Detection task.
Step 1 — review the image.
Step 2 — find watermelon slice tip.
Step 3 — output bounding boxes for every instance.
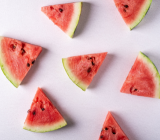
[23,87,67,133]
[98,111,129,140]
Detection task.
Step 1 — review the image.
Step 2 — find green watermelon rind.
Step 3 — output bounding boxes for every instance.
[138,52,160,98]
[23,119,67,133]
[129,0,152,30]
[66,2,82,38]
[0,64,19,88]
[62,58,88,91]
[0,37,20,88]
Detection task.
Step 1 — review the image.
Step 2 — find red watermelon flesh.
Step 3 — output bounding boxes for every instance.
[41,2,82,38]
[62,52,107,91]
[23,88,67,132]
[121,52,160,98]
[0,37,42,88]
[99,112,129,140]
[114,0,152,29]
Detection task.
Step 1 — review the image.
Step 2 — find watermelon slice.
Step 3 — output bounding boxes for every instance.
[41,2,82,38]
[114,0,152,30]
[98,112,129,140]
[121,52,160,98]
[62,52,107,91]
[23,88,67,133]
[0,37,42,88]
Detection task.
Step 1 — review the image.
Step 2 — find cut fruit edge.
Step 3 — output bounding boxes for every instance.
[23,119,67,133]
[129,0,152,30]
[100,111,129,140]
[138,52,160,98]
[23,87,67,133]
[121,52,160,98]
[0,37,42,88]
[0,37,20,87]
[66,2,82,38]
[62,58,87,91]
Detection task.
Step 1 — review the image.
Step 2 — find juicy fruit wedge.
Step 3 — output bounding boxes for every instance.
[62,52,107,91]
[98,112,129,140]
[114,0,152,30]
[0,37,42,88]
[121,52,160,98]
[41,2,82,38]
[23,88,67,133]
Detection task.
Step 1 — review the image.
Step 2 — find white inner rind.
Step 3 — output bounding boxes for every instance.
[65,2,82,38]
[138,52,160,98]
[23,120,67,133]
[0,37,20,88]
[129,0,152,30]
[62,58,88,91]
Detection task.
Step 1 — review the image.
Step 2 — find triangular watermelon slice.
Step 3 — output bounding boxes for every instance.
[23,88,67,133]
[121,52,160,98]
[62,52,107,91]
[0,37,42,88]
[114,0,152,30]
[41,2,82,38]
[98,112,129,140]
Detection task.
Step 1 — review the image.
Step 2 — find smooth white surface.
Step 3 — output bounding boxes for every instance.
[0,0,160,139]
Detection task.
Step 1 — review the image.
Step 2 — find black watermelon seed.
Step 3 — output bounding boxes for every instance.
[27,109,30,113]
[100,135,103,138]
[87,67,92,73]
[134,89,138,91]
[11,44,16,50]
[112,129,116,134]
[13,45,16,49]
[112,131,116,134]
[124,5,128,8]
[27,63,30,67]
[59,8,63,12]
[21,48,26,55]
[32,111,36,115]
[130,87,138,93]
[105,127,108,130]
[42,108,45,111]
[92,61,95,66]
[32,60,35,64]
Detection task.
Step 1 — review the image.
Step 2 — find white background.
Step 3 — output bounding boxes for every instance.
[0,0,160,140]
